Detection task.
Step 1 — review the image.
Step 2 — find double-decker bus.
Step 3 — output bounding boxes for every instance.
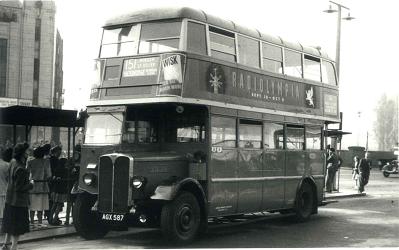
[73,7,340,243]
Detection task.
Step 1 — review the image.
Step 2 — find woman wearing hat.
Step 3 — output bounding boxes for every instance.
[26,146,51,225]
[1,143,33,250]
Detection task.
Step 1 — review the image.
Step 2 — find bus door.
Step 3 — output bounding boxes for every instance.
[262,122,285,210]
[237,120,263,213]
[284,125,306,206]
[209,116,238,216]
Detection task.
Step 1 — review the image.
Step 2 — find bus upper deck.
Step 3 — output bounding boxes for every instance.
[89,7,339,125]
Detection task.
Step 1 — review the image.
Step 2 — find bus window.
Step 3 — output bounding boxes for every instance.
[187,21,207,55]
[122,109,158,144]
[139,21,181,54]
[286,125,305,150]
[304,55,321,82]
[239,120,262,149]
[211,116,236,147]
[262,43,283,74]
[322,60,337,85]
[101,25,140,58]
[305,126,322,150]
[85,113,123,144]
[237,35,260,68]
[209,26,236,62]
[284,49,302,78]
[165,112,205,143]
[264,122,284,149]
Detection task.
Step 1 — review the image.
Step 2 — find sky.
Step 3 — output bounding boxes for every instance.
[52,0,399,150]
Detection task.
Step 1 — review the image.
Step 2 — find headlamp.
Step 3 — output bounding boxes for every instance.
[131,176,146,189]
[83,173,96,186]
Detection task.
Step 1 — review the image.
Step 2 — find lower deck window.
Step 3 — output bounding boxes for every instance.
[211,116,236,147]
[306,126,322,150]
[264,122,284,149]
[286,125,305,150]
[239,120,262,149]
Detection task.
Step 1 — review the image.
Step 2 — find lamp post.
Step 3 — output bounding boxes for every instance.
[324,1,355,81]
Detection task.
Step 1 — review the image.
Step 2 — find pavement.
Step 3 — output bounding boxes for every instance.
[0,167,369,244]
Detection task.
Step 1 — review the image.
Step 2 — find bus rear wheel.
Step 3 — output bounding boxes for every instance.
[73,193,109,240]
[294,182,314,222]
[160,191,201,244]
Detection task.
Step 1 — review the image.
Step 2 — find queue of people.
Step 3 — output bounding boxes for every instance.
[324,145,371,194]
[1,143,80,250]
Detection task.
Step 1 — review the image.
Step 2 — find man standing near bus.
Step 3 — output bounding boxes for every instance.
[325,148,341,193]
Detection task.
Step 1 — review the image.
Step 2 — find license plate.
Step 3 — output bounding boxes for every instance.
[101,213,125,221]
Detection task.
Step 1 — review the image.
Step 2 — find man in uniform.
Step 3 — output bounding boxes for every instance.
[325,148,341,193]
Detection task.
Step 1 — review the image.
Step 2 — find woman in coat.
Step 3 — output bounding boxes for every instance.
[1,143,33,250]
[0,148,13,225]
[26,146,51,224]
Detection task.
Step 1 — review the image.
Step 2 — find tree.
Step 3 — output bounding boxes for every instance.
[373,94,398,151]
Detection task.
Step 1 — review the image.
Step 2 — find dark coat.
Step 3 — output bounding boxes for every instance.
[5,159,33,207]
[53,161,69,194]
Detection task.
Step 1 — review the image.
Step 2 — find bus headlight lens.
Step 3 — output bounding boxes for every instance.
[131,176,146,189]
[83,174,96,186]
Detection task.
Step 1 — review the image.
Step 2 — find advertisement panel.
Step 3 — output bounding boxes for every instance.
[156,54,186,96]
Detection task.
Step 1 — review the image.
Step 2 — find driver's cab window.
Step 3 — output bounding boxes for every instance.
[165,107,206,143]
[122,108,158,143]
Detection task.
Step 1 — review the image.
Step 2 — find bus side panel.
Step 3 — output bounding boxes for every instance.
[262,150,285,210]
[209,149,238,216]
[308,151,325,203]
[284,151,306,207]
[237,149,263,213]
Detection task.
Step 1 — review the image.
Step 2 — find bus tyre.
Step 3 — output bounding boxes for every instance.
[160,191,201,244]
[294,182,314,222]
[73,193,109,240]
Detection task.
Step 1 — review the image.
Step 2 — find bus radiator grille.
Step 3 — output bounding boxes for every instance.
[98,155,130,213]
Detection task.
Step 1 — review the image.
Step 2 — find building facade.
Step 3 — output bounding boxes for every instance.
[0,0,64,146]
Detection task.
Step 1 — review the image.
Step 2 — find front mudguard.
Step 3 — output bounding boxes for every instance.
[382,165,398,174]
[150,178,205,201]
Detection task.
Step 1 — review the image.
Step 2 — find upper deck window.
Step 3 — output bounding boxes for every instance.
[237,35,260,68]
[100,21,182,58]
[284,49,303,78]
[101,25,140,58]
[209,26,236,62]
[139,21,181,54]
[187,21,207,55]
[304,55,321,82]
[322,60,337,85]
[262,43,283,74]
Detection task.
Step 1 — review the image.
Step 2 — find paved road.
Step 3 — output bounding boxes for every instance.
[19,168,399,249]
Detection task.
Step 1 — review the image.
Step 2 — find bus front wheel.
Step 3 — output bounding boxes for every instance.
[294,182,314,222]
[160,191,201,244]
[73,193,109,240]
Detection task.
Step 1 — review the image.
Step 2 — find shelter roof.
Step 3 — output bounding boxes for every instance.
[0,106,84,128]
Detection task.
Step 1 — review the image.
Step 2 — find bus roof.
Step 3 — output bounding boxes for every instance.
[104,7,331,60]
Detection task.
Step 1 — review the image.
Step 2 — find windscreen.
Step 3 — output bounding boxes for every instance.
[85,113,123,144]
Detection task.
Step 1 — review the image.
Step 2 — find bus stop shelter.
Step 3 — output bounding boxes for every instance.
[0,105,85,157]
